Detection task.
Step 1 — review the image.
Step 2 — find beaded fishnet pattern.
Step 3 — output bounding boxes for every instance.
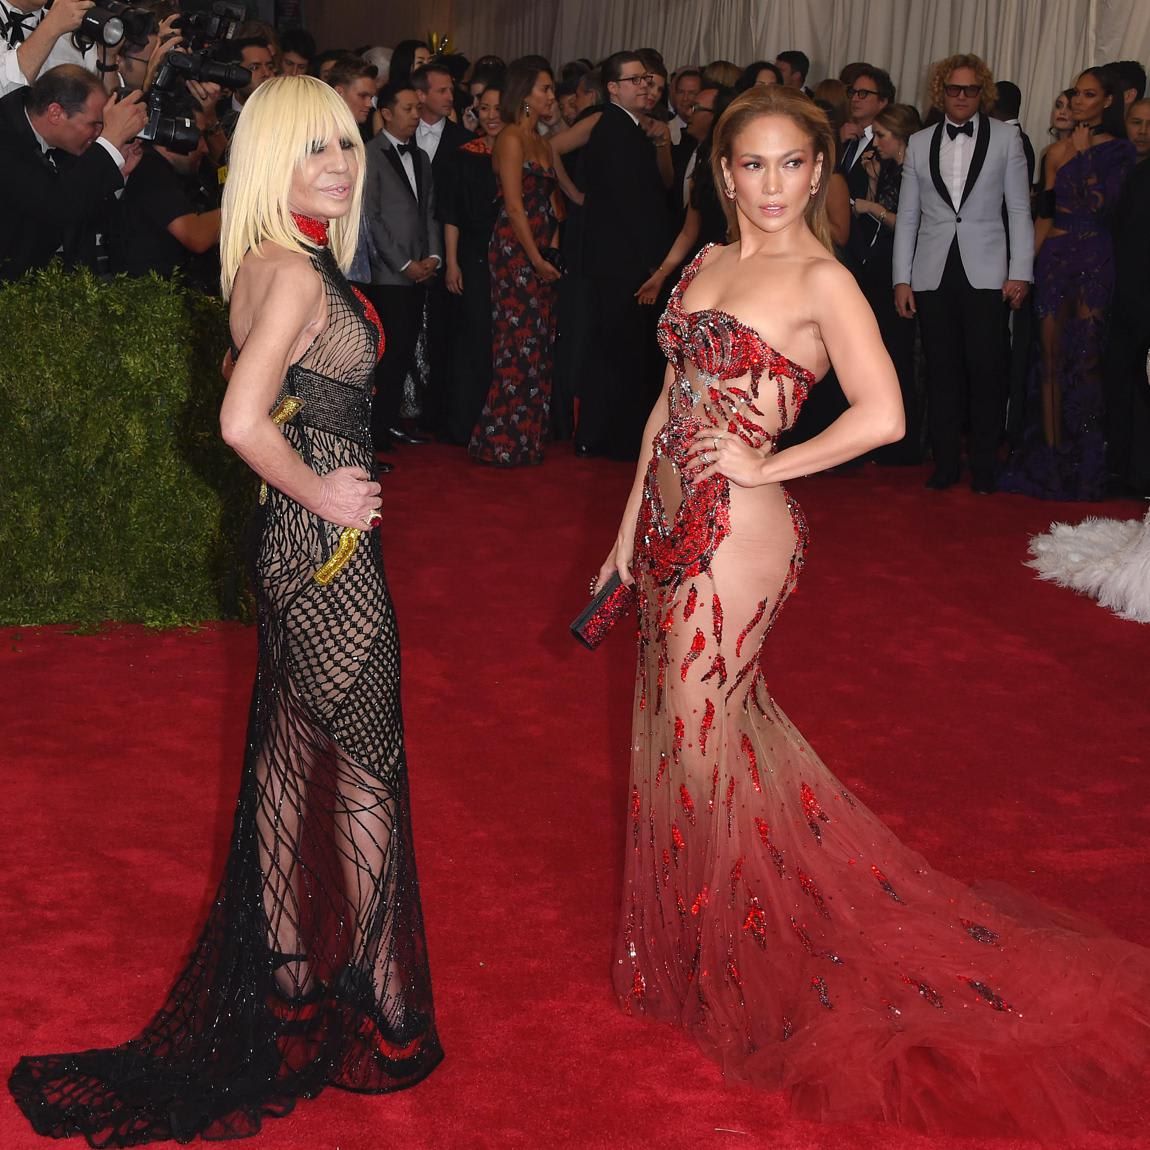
[9,247,442,1146]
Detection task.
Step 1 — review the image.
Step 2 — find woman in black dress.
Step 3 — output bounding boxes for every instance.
[442,83,504,445]
[9,76,442,1146]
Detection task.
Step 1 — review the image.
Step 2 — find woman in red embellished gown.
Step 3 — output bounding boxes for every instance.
[596,85,1150,1139]
[9,77,441,1146]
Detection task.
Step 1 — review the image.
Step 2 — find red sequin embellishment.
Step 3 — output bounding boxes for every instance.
[871,864,905,904]
[291,211,330,246]
[700,653,728,687]
[959,976,1016,1013]
[903,976,945,1009]
[700,699,715,756]
[711,594,723,645]
[754,816,786,876]
[672,716,684,765]
[671,823,685,857]
[679,783,696,825]
[655,751,668,786]
[683,584,698,619]
[741,733,761,792]
[797,868,831,919]
[680,628,706,681]
[801,782,829,843]
[690,885,709,915]
[743,897,769,949]
[961,919,1001,945]
[811,976,833,1010]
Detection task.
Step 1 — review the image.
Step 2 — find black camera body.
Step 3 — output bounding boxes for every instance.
[175,1,246,52]
[136,1,251,156]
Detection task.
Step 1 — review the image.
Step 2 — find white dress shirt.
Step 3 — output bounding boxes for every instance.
[383,128,419,198]
[940,113,979,207]
[415,115,445,163]
[668,114,685,147]
[0,2,95,96]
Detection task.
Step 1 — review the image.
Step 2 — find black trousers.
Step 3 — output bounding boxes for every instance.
[914,239,1008,482]
[580,274,660,460]
[361,283,425,445]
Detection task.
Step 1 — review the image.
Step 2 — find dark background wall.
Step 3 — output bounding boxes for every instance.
[307,0,454,54]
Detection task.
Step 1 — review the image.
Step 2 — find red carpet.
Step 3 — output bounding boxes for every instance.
[2,445,1149,1150]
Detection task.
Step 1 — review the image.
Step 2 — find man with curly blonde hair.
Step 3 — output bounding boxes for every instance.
[893,53,1033,493]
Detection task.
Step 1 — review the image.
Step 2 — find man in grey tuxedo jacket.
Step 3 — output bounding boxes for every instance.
[893,54,1033,493]
[361,81,442,452]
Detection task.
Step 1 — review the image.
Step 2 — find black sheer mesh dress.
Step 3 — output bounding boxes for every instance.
[9,218,443,1145]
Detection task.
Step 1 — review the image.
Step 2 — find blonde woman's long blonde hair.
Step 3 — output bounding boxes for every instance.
[220,75,366,299]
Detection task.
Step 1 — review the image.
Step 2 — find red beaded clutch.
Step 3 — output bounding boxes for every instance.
[570,573,636,650]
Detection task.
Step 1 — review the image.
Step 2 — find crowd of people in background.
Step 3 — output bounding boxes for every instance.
[1,2,1147,497]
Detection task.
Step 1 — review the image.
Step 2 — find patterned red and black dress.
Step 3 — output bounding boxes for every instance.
[614,243,1150,1139]
[469,161,557,466]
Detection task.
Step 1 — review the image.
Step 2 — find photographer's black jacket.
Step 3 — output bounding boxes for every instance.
[0,87,124,282]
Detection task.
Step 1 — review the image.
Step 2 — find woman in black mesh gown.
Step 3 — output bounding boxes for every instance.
[9,76,442,1145]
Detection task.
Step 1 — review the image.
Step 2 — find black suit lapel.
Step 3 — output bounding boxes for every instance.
[413,151,425,202]
[959,115,991,208]
[928,121,954,211]
[383,142,417,201]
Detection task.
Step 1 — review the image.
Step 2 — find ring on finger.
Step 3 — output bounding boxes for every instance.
[713,436,719,451]
[702,450,711,464]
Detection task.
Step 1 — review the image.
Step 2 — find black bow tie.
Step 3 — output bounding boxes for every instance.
[394,142,414,157]
[1,7,38,45]
[946,121,974,140]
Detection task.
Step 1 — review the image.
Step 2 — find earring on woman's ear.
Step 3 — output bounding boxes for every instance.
[724,184,736,199]
[522,102,531,116]
[810,183,820,195]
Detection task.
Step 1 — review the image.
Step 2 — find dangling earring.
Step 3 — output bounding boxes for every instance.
[522,101,531,117]
[724,184,736,199]
[810,181,820,196]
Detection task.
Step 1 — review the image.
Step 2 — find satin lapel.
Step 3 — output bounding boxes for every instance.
[383,143,417,201]
[928,122,954,211]
[959,115,991,208]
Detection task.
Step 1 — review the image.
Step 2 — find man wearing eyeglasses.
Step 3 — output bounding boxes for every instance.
[578,49,671,459]
[839,66,891,175]
[893,54,1033,494]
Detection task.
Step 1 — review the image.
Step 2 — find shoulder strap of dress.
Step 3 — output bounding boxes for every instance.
[670,242,718,307]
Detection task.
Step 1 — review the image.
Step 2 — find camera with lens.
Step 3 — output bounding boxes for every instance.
[72,0,154,48]
[175,0,246,52]
[136,0,251,156]
[138,51,250,153]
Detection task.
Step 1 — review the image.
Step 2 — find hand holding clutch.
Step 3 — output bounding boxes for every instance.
[570,572,636,650]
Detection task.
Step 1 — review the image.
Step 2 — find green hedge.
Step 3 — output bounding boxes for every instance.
[0,266,253,627]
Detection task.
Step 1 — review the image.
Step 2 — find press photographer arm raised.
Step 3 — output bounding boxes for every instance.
[1,0,91,94]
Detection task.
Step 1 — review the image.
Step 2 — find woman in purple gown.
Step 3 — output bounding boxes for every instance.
[1001,68,1136,500]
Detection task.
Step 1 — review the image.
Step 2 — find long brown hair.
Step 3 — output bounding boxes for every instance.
[710,86,836,251]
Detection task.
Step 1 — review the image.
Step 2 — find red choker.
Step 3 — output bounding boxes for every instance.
[291,213,330,247]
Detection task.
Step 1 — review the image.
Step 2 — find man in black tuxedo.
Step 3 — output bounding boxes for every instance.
[579,50,671,459]
[412,60,473,438]
[361,82,442,457]
[840,66,893,269]
[0,64,145,281]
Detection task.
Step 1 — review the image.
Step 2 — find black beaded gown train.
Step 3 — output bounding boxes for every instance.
[9,220,443,1145]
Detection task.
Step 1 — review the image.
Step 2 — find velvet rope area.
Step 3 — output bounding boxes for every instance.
[2,446,1148,1149]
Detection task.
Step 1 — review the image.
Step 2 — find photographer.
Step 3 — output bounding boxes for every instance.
[0,0,96,96]
[116,99,220,289]
[215,34,271,139]
[0,62,146,280]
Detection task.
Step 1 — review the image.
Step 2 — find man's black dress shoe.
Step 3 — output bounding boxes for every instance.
[924,470,958,490]
[386,425,431,446]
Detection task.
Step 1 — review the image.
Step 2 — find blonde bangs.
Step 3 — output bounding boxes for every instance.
[220,76,366,298]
